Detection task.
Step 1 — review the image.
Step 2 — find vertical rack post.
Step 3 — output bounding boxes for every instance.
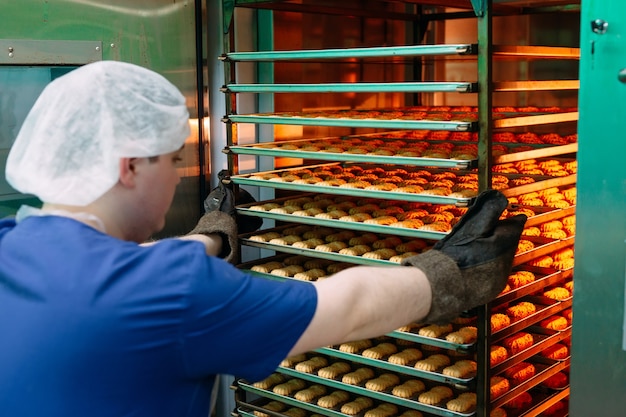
[475,0,493,416]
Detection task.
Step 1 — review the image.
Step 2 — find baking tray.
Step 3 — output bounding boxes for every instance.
[227,137,475,169]
[238,373,476,417]
[495,266,571,305]
[231,175,473,206]
[501,174,577,199]
[491,356,571,410]
[312,347,475,385]
[492,296,573,342]
[493,143,577,165]
[240,225,437,266]
[491,326,571,375]
[237,206,449,241]
[279,367,477,416]
[240,236,394,267]
[236,383,353,417]
[497,388,569,417]
[521,205,575,229]
[512,236,576,267]
[227,114,474,132]
[236,195,571,242]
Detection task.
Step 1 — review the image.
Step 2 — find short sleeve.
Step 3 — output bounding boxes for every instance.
[181,253,317,382]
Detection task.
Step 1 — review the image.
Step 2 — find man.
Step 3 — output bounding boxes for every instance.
[0,60,525,416]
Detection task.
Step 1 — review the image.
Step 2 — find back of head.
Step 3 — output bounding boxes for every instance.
[6,60,190,206]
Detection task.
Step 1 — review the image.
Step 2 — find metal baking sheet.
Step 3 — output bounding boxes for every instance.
[491,326,571,375]
[236,382,349,417]
[227,144,475,169]
[521,205,575,228]
[237,209,448,241]
[313,347,475,385]
[491,357,570,410]
[501,174,577,198]
[493,143,577,165]
[239,223,440,266]
[492,296,573,342]
[223,44,475,61]
[495,266,570,305]
[232,175,473,206]
[513,236,576,267]
[240,238,394,266]
[270,369,476,417]
[227,114,474,132]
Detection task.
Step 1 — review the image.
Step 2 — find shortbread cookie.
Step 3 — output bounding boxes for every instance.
[340,397,374,415]
[446,392,477,412]
[249,232,282,243]
[414,354,451,372]
[315,241,348,252]
[253,373,286,390]
[418,323,453,338]
[364,373,400,392]
[317,390,350,409]
[418,386,454,405]
[293,269,327,281]
[391,379,425,398]
[250,261,284,274]
[252,401,285,417]
[292,238,325,249]
[294,384,327,402]
[362,248,398,260]
[273,379,307,395]
[269,235,302,246]
[270,265,305,277]
[442,360,477,378]
[338,339,372,353]
[387,348,423,365]
[445,326,477,344]
[317,362,351,379]
[364,404,398,417]
[283,408,307,417]
[279,353,307,368]
[372,236,403,249]
[295,356,328,373]
[339,245,372,256]
[362,343,398,359]
[342,367,375,385]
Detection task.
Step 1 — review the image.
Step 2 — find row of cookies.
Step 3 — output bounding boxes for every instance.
[244,163,565,198]
[250,396,424,417]
[247,227,437,262]
[245,224,562,265]
[508,185,576,209]
[251,371,477,414]
[381,128,577,145]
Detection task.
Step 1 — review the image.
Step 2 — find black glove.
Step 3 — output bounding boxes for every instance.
[203,170,264,234]
[402,189,527,324]
[188,170,261,263]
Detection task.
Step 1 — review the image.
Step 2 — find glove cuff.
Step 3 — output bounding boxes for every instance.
[402,250,463,324]
[188,211,239,263]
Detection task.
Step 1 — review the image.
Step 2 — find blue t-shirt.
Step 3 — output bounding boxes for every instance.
[0,215,317,417]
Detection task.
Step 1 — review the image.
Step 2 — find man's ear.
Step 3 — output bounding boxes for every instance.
[118,157,139,187]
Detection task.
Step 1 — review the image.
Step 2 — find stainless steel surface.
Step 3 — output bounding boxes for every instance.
[0,39,102,65]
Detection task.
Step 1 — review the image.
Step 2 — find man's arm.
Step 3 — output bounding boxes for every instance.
[288,265,432,357]
[177,233,223,257]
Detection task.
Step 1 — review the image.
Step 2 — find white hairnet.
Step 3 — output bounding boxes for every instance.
[6,60,190,206]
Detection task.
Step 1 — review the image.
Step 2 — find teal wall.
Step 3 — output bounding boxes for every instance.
[571,0,626,415]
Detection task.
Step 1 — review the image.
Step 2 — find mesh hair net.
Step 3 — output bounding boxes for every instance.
[6,60,190,206]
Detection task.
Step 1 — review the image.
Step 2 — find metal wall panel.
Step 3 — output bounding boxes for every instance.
[0,0,201,236]
[571,1,626,416]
